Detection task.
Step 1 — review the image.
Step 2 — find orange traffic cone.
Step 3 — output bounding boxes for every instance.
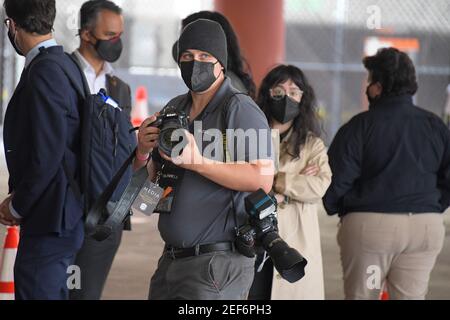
[131,86,149,128]
[0,226,19,300]
[380,281,389,300]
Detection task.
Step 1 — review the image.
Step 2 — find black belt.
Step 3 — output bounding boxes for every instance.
[165,241,235,259]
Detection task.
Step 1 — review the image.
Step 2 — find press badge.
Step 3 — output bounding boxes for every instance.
[131,180,164,216]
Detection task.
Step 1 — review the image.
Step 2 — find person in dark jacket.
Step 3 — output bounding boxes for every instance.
[69,0,144,301]
[0,0,85,300]
[323,47,450,300]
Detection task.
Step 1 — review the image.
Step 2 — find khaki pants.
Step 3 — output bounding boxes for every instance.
[337,212,445,300]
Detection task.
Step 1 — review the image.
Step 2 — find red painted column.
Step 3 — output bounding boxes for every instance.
[215,0,285,88]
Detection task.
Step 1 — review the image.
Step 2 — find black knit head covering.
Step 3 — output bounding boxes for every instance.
[177,18,228,72]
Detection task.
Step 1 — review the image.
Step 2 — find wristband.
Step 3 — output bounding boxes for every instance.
[136,150,150,162]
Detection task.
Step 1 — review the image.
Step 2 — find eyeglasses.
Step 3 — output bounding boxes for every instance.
[270,86,303,102]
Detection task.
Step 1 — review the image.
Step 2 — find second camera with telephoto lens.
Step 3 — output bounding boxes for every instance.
[235,189,308,283]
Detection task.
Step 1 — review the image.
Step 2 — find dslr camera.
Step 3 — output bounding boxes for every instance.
[149,105,189,156]
[235,189,308,283]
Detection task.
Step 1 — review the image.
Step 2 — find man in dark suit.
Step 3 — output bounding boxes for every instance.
[69,0,148,300]
[0,0,85,300]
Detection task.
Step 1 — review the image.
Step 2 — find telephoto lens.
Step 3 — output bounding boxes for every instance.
[260,231,308,283]
[235,189,308,283]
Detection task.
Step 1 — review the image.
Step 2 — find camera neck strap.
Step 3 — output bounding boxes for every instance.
[218,90,249,235]
[85,149,147,240]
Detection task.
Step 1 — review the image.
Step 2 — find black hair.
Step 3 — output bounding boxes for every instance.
[79,0,122,31]
[182,11,256,99]
[257,65,322,158]
[4,0,55,35]
[363,47,418,97]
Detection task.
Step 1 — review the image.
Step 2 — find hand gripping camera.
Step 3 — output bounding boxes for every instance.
[235,189,308,283]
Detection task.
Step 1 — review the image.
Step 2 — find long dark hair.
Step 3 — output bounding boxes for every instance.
[257,65,322,158]
[182,11,256,99]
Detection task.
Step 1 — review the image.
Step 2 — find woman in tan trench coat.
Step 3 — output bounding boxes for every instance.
[248,65,332,300]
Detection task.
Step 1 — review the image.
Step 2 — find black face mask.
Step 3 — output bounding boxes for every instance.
[180,60,219,93]
[269,96,301,124]
[7,28,24,56]
[92,35,123,63]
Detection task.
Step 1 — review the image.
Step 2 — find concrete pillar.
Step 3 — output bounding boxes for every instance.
[215,0,285,87]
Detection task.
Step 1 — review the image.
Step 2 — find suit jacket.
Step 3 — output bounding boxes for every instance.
[3,46,84,236]
[106,74,132,118]
[70,53,133,117]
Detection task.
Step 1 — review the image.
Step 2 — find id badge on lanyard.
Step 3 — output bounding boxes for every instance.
[131,174,164,217]
[153,163,185,214]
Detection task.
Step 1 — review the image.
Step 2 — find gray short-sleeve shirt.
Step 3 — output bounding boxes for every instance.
[153,78,273,247]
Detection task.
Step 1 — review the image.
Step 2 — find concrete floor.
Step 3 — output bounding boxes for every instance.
[1,137,449,300]
[99,207,450,300]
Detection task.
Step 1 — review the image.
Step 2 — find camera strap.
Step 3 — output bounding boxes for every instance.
[84,149,148,241]
[150,95,192,214]
[154,163,185,214]
[218,90,249,235]
[257,251,270,273]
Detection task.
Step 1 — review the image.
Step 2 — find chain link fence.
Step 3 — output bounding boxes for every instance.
[1,0,449,142]
[286,0,450,141]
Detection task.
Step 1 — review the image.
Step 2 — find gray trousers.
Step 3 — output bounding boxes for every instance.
[69,225,123,300]
[338,212,445,300]
[149,250,255,300]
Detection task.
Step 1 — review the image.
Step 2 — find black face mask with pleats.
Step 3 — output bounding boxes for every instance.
[269,96,301,124]
[92,35,123,63]
[180,60,219,93]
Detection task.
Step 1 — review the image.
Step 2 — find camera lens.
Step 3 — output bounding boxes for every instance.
[161,129,176,147]
[260,232,307,283]
[158,121,186,156]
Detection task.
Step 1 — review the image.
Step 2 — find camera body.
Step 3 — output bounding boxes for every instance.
[150,105,189,156]
[235,191,279,257]
[235,189,308,283]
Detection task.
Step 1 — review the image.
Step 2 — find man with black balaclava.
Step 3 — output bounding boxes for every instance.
[137,19,274,300]
[69,0,147,300]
